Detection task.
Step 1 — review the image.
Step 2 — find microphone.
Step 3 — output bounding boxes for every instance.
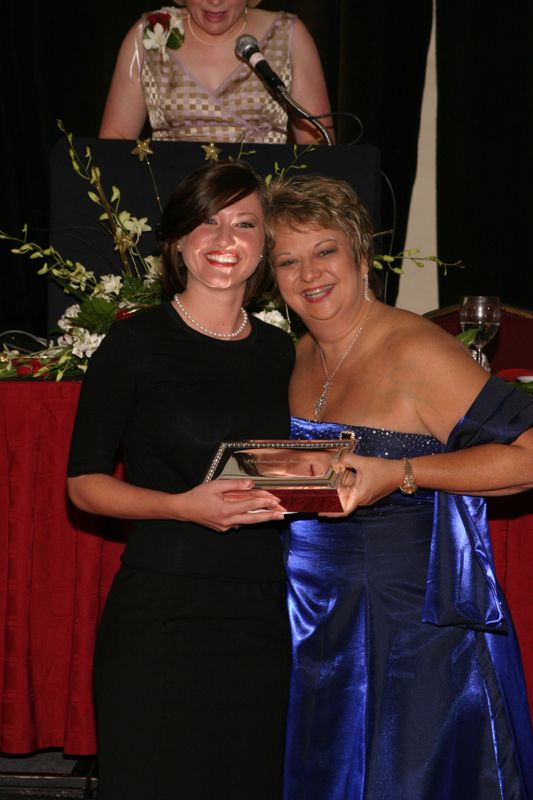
[235,35,287,94]
[235,33,334,146]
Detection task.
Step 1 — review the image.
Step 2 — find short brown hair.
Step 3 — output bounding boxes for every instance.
[158,160,269,305]
[265,174,374,269]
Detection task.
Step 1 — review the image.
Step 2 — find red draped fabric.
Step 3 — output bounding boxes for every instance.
[489,492,533,715]
[0,381,125,755]
[0,381,532,754]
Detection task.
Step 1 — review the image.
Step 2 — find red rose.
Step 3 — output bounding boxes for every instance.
[15,358,49,378]
[147,12,171,30]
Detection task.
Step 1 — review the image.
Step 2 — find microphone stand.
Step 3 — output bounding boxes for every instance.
[278,87,334,146]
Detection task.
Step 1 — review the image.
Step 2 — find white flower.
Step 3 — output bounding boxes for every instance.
[143,22,169,51]
[57,328,104,358]
[92,274,123,297]
[143,254,164,286]
[123,215,151,239]
[64,303,81,318]
[57,303,81,331]
[57,332,74,346]
[253,309,290,333]
[0,347,20,373]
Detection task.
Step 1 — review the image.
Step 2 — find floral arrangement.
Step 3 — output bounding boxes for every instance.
[0,124,460,381]
[0,125,165,380]
[143,8,184,55]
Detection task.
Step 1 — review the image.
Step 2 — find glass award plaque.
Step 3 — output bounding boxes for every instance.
[204,438,356,513]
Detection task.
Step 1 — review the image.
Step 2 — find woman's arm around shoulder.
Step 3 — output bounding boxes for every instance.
[99,20,148,139]
[289,17,335,144]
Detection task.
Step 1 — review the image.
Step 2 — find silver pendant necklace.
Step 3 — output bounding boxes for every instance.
[173,293,249,339]
[314,302,376,420]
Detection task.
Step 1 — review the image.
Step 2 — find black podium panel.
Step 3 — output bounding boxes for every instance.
[48,139,381,329]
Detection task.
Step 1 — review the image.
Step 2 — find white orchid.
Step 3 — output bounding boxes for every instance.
[143,22,169,51]
[253,309,291,334]
[58,328,104,359]
[123,216,152,239]
[143,255,164,286]
[117,211,152,242]
[92,274,124,298]
[57,304,81,331]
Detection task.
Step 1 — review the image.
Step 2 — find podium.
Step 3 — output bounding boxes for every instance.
[47,139,381,329]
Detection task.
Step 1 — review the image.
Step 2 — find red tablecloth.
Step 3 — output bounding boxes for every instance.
[0,381,532,754]
[0,381,125,755]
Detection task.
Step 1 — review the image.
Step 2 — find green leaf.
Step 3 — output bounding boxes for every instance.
[167,28,185,49]
[456,328,479,347]
[75,296,118,334]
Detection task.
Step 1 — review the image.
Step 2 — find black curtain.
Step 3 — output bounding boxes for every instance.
[436,1,533,309]
[2,1,440,335]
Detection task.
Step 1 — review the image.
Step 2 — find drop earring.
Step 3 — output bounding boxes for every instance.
[363,273,371,303]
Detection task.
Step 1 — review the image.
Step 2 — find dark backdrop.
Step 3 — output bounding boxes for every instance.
[436,1,533,307]
[2,0,531,336]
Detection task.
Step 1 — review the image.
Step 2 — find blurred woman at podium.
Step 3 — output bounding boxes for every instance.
[99,1,333,144]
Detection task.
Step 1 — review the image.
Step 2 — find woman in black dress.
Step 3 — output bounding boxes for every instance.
[67,161,293,799]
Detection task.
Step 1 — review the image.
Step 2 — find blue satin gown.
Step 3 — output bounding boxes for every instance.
[284,377,533,800]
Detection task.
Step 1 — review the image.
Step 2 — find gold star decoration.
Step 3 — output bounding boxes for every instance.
[130,138,154,162]
[114,228,136,254]
[201,143,222,162]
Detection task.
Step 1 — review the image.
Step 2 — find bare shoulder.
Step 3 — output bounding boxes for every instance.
[375,304,489,438]
[291,16,318,46]
[120,17,144,47]
[247,8,280,37]
[376,304,465,362]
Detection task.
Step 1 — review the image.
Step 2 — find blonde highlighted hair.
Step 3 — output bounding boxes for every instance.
[265,174,374,269]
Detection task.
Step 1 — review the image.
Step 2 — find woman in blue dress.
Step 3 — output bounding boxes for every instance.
[265,174,533,800]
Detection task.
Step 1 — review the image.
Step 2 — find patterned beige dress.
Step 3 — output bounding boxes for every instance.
[141,8,296,143]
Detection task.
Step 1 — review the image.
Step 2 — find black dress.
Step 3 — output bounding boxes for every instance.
[67,303,294,800]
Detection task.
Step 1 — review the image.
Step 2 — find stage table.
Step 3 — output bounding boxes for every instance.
[0,380,532,754]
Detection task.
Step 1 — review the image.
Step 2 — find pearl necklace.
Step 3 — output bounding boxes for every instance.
[173,293,249,339]
[314,302,376,420]
[187,8,248,47]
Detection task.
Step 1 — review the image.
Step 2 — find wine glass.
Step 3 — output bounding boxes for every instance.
[459,295,501,369]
